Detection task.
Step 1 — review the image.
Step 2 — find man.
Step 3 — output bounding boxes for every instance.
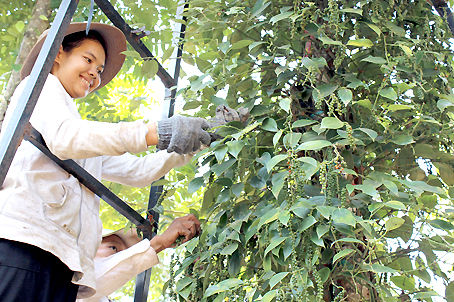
[77,214,201,302]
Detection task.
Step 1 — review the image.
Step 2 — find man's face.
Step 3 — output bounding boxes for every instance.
[96,234,127,258]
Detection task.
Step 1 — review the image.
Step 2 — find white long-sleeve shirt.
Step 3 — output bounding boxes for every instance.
[0,74,191,298]
[77,240,159,302]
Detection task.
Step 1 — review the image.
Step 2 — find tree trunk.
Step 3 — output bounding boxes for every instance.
[0,0,51,130]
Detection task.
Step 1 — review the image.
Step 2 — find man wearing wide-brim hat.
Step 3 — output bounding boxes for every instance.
[77,214,201,302]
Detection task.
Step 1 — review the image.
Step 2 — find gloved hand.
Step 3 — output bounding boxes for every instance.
[157,116,211,154]
[209,105,250,128]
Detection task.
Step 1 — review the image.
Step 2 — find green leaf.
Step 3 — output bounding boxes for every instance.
[321,117,344,129]
[362,56,387,65]
[176,276,194,292]
[231,40,253,50]
[301,57,328,69]
[261,290,278,302]
[211,158,237,176]
[283,132,302,148]
[15,21,25,33]
[269,272,289,289]
[356,128,378,141]
[379,87,397,101]
[340,8,362,14]
[385,217,405,231]
[204,278,243,297]
[188,177,205,194]
[251,0,271,17]
[317,206,334,219]
[390,276,415,291]
[293,119,317,128]
[231,183,244,197]
[437,99,454,111]
[122,50,142,59]
[266,154,288,173]
[270,11,293,24]
[214,145,229,162]
[429,219,454,231]
[387,104,413,111]
[337,88,353,105]
[313,84,338,102]
[297,140,332,151]
[142,60,158,78]
[366,23,382,36]
[279,98,291,113]
[272,171,288,198]
[446,282,454,302]
[278,210,290,226]
[391,135,415,145]
[347,39,373,48]
[300,216,317,232]
[332,208,356,227]
[398,44,413,56]
[258,210,280,230]
[318,35,342,46]
[413,291,438,299]
[262,118,278,132]
[273,130,283,146]
[227,140,245,158]
[249,41,266,50]
[318,267,331,283]
[333,249,354,263]
[384,200,405,210]
[331,237,365,246]
[316,224,330,238]
[310,231,324,247]
[220,242,238,255]
[264,237,287,255]
[364,263,397,273]
[386,22,406,36]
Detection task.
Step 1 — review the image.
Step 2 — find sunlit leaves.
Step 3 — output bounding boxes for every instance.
[204,279,243,297]
[347,39,373,48]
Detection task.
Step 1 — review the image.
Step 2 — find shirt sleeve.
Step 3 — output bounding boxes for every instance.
[7,76,149,160]
[78,240,159,302]
[101,150,193,187]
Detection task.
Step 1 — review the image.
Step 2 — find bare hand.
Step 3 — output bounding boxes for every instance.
[150,214,201,253]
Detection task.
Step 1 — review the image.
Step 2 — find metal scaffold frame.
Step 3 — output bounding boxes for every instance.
[0,0,188,300]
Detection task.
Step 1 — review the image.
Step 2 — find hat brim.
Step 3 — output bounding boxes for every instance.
[103,228,142,248]
[20,22,126,91]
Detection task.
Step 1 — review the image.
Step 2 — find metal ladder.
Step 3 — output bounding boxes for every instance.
[0,0,188,300]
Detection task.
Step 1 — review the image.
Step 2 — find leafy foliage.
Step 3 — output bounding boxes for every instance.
[161,0,454,301]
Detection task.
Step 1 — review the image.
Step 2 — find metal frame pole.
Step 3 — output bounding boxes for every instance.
[0,0,79,187]
[0,0,190,300]
[24,124,154,237]
[94,0,175,88]
[134,2,189,301]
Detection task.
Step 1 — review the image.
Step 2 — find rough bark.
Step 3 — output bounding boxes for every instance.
[0,0,51,130]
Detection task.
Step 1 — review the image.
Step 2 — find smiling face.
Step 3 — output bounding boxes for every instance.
[51,38,106,98]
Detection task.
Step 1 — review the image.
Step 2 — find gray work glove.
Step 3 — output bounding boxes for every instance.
[157,116,211,154]
[209,105,250,128]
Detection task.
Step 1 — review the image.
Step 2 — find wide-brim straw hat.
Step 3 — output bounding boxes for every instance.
[102,228,142,248]
[20,22,127,91]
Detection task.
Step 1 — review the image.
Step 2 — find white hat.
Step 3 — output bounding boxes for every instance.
[102,227,142,248]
